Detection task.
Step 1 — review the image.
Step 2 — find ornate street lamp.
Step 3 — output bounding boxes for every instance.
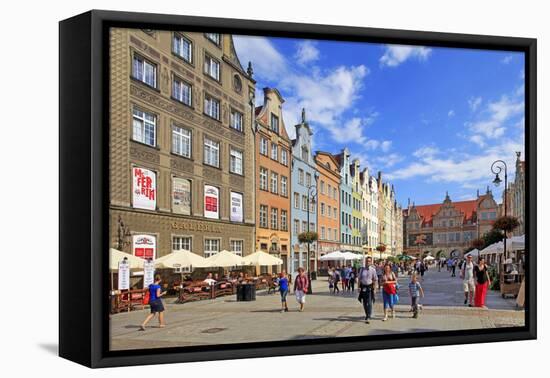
[306,172,319,284]
[491,160,508,262]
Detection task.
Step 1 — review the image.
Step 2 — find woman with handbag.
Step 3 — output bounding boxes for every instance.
[140,274,167,330]
[381,264,398,321]
[474,257,491,308]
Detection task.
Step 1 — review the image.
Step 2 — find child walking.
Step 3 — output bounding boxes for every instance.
[408,274,424,319]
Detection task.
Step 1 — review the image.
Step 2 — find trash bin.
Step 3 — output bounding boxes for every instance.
[311,271,317,280]
[236,283,256,301]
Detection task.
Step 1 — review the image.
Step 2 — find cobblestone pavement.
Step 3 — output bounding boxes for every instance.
[110,269,525,351]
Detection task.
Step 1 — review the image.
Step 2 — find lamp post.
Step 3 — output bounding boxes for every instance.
[306,174,318,276]
[491,160,508,263]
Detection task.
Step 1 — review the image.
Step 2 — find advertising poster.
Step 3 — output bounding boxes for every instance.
[172,177,192,215]
[143,259,155,288]
[118,260,130,290]
[204,185,219,219]
[132,167,156,210]
[133,234,156,260]
[230,191,243,222]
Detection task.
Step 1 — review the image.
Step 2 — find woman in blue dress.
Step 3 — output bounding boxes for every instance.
[381,264,398,321]
[140,274,166,330]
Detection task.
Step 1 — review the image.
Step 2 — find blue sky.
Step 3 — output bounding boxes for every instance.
[233,36,525,207]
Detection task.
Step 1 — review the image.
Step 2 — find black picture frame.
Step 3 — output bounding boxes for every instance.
[59,9,537,368]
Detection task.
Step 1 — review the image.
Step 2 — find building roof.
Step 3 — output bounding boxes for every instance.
[414,199,478,226]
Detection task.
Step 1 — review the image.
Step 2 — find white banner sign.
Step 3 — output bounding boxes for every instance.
[132,167,156,210]
[133,234,156,260]
[118,261,130,290]
[230,192,243,222]
[204,185,219,219]
[143,259,155,288]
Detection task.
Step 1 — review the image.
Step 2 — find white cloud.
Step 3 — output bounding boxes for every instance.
[387,138,524,184]
[234,36,392,154]
[466,95,523,145]
[295,40,320,65]
[413,146,439,158]
[468,96,483,112]
[380,45,432,67]
[501,55,513,64]
[233,36,286,78]
[448,110,455,117]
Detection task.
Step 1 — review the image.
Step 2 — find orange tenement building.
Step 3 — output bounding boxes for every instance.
[254,88,292,273]
[315,151,341,269]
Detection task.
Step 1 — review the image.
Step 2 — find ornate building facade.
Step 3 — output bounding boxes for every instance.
[335,148,353,251]
[377,172,396,255]
[315,151,341,265]
[254,88,292,272]
[290,110,318,273]
[403,190,499,259]
[350,159,363,252]
[360,168,378,254]
[504,152,526,236]
[109,29,256,261]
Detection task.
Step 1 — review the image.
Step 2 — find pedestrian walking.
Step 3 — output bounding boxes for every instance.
[451,259,458,277]
[328,268,335,294]
[381,264,398,321]
[419,261,426,280]
[349,267,357,293]
[408,273,424,318]
[474,257,491,308]
[358,257,377,323]
[333,267,341,294]
[376,262,383,288]
[293,267,309,312]
[278,271,289,313]
[140,274,167,330]
[461,255,476,306]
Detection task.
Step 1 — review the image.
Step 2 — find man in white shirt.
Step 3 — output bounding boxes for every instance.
[460,255,475,306]
[358,257,378,324]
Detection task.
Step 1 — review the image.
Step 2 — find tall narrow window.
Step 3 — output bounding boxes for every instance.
[270,172,278,194]
[204,55,220,81]
[172,77,192,106]
[259,205,268,228]
[173,34,192,62]
[281,176,288,197]
[260,138,268,155]
[132,108,156,147]
[271,143,278,161]
[230,110,243,131]
[172,125,191,158]
[204,138,219,167]
[204,95,220,120]
[132,54,157,87]
[270,113,279,133]
[281,210,288,231]
[230,148,243,175]
[271,208,278,230]
[281,149,288,166]
[259,168,268,191]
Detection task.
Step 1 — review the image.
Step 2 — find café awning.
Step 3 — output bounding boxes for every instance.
[109,248,144,270]
[155,249,209,269]
[205,250,245,267]
[243,250,283,266]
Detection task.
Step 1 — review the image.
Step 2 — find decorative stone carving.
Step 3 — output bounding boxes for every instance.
[130,145,160,164]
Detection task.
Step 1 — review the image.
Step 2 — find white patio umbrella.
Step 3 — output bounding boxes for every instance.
[109,248,143,270]
[205,250,245,267]
[464,249,480,258]
[423,255,435,261]
[341,251,363,260]
[109,248,145,290]
[243,250,283,266]
[319,251,346,261]
[155,249,209,269]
